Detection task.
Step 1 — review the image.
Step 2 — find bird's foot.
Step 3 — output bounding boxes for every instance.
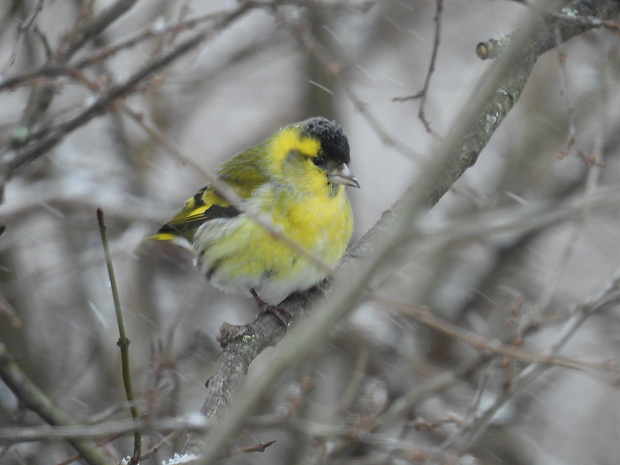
[251,289,291,327]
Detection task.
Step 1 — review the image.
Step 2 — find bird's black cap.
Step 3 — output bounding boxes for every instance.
[301,117,350,165]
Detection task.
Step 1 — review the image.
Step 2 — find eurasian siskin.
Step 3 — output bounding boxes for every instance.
[151,117,359,308]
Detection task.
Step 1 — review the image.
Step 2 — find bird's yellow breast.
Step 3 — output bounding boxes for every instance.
[264,183,353,259]
[193,182,353,301]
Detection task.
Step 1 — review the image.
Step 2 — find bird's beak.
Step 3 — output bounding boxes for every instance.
[328,163,360,188]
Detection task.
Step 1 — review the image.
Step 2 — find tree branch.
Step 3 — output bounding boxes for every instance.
[0,340,111,465]
[15,0,140,133]
[0,4,253,198]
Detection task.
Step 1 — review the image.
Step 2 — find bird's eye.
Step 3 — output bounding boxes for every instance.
[312,156,325,167]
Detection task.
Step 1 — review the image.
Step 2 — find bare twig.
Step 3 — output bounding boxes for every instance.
[393,0,444,135]
[0,416,209,442]
[96,208,141,464]
[234,440,277,454]
[553,24,578,159]
[286,16,425,163]
[0,0,45,77]
[13,0,140,135]
[531,33,611,316]
[370,294,597,372]
[413,184,620,247]
[441,266,620,454]
[0,11,220,93]
[139,432,183,461]
[0,3,254,201]
[379,356,492,425]
[248,414,466,461]
[0,341,111,465]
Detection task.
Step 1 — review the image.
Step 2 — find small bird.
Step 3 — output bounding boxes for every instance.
[150,117,359,314]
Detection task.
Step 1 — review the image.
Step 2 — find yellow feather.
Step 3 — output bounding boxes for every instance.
[266,126,321,172]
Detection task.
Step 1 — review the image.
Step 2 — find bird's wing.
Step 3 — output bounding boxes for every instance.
[216,144,271,198]
[150,145,269,243]
[151,187,240,242]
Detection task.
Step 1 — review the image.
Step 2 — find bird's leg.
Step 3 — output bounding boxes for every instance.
[250,288,290,326]
[250,288,270,308]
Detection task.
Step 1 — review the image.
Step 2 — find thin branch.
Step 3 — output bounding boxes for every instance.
[286,16,425,163]
[0,4,252,191]
[0,2,256,207]
[96,208,141,464]
[59,0,140,61]
[0,9,244,94]
[413,184,620,247]
[379,356,492,425]
[248,414,464,461]
[441,266,620,454]
[370,294,598,372]
[234,440,277,454]
[393,0,444,135]
[0,341,111,465]
[553,23,578,159]
[139,433,182,461]
[0,0,45,77]
[12,0,140,135]
[0,416,209,442]
[529,34,613,320]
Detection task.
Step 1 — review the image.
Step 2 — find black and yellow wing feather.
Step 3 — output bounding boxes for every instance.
[150,144,270,244]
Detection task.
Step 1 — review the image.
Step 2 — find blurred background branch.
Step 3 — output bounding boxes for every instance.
[0,340,110,465]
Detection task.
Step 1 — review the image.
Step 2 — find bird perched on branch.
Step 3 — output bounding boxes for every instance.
[150,117,359,317]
